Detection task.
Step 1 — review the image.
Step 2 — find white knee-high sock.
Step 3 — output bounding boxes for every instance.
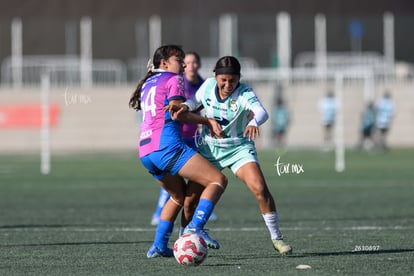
[262,212,283,240]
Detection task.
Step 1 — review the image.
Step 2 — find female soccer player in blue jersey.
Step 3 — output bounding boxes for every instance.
[129,45,227,258]
[168,56,292,255]
[150,52,218,226]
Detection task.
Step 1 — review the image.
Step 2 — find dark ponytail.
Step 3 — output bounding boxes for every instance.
[129,44,185,112]
[129,71,154,111]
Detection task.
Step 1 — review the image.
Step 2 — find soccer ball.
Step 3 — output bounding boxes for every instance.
[173,233,208,266]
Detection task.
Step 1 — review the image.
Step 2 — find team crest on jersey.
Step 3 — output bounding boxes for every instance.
[230,100,238,112]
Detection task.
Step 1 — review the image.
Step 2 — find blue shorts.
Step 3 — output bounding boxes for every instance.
[183,136,198,150]
[140,141,196,180]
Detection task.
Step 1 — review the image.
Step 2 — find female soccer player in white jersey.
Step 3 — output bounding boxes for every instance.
[129,45,227,258]
[168,56,292,255]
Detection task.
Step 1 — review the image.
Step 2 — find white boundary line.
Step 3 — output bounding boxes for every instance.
[0,225,411,232]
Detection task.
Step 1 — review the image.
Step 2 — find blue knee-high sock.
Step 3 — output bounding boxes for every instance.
[154,188,170,217]
[188,198,215,229]
[153,219,174,249]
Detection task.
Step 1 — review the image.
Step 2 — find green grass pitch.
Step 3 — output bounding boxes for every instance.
[0,149,413,275]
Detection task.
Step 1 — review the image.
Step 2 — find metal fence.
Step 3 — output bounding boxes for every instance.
[1,12,414,87]
[1,55,127,87]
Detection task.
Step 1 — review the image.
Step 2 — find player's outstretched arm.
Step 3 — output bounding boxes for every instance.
[165,101,223,138]
[177,112,223,138]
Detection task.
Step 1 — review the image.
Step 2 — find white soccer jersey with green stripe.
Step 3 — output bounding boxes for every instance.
[193,77,265,148]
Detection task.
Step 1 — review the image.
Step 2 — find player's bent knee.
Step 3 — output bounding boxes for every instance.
[220,175,228,187]
[170,196,184,207]
[211,175,228,190]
